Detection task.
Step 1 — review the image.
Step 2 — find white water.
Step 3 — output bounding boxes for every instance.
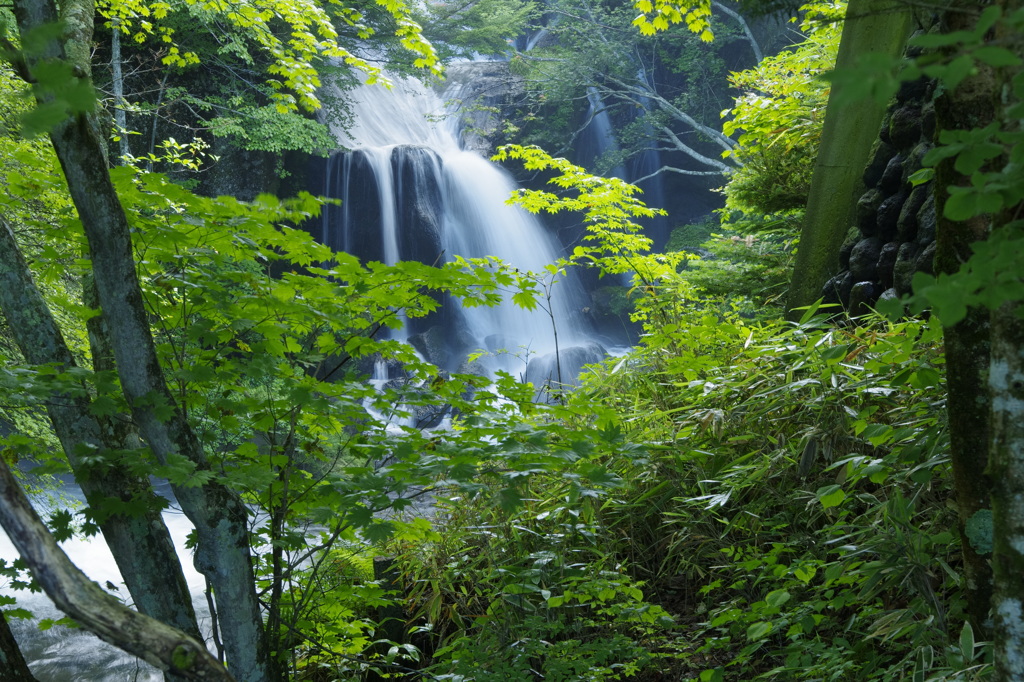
[0,481,207,681]
[322,74,594,376]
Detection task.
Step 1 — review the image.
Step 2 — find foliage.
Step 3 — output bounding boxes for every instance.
[566,300,990,681]
[417,0,538,59]
[99,0,440,112]
[505,0,742,178]
[720,1,844,215]
[632,0,714,41]
[395,408,671,681]
[860,5,1024,327]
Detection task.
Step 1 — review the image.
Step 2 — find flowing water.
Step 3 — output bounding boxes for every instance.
[317,72,599,380]
[1,480,207,681]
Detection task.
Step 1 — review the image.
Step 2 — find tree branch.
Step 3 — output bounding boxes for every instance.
[0,458,234,681]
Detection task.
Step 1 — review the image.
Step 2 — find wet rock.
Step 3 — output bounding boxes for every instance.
[916,241,937,275]
[849,281,878,317]
[409,323,479,370]
[857,188,886,235]
[878,287,899,304]
[849,237,883,281]
[525,342,607,390]
[897,76,930,103]
[921,102,937,140]
[879,112,893,145]
[877,241,900,290]
[894,242,921,296]
[879,154,906,194]
[916,194,937,246]
[821,271,854,306]
[897,183,929,242]
[838,237,858,270]
[904,142,932,179]
[863,141,896,188]
[889,105,922,150]
[877,191,908,241]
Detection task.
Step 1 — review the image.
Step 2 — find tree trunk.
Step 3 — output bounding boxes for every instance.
[989,301,1024,681]
[931,2,1001,636]
[0,216,202,656]
[11,2,274,679]
[786,0,913,316]
[0,458,234,681]
[0,609,37,682]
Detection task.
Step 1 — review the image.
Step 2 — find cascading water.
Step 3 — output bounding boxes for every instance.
[318,73,603,383]
[579,87,627,180]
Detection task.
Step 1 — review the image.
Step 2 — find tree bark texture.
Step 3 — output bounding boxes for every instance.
[990,302,1024,680]
[0,609,37,682]
[786,0,913,316]
[0,217,202,653]
[0,458,234,681]
[11,1,273,680]
[932,2,1001,636]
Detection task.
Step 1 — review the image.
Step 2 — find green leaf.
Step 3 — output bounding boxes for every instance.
[766,589,791,608]
[973,46,1023,67]
[960,621,976,661]
[817,485,846,510]
[746,621,772,641]
[908,168,934,186]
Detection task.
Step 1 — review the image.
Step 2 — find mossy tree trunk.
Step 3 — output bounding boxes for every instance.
[9,1,276,679]
[932,3,998,637]
[786,0,913,317]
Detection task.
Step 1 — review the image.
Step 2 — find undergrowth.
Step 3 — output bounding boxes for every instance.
[393,295,988,681]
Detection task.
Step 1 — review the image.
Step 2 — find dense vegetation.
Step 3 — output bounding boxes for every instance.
[0,1,1022,681]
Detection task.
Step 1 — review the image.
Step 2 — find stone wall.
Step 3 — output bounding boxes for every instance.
[821,44,938,316]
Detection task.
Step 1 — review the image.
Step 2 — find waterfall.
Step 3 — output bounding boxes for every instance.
[578,87,627,179]
[318,74,602,381]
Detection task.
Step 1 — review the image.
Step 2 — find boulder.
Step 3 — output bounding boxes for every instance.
[525,342,608,391]
[849,281,878,317]
[877,241,900,290]
[894,242,921,297]
[849,237,883,281]
[876,191,908,241]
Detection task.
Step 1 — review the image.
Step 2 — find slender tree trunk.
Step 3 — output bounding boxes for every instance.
[932,2,1001,636]
[11,2,274,679]
[986,3,1024,676]
[0,217,202,654]
[110,18,130,161]
[786,0,913,316]
[0,610,37,682]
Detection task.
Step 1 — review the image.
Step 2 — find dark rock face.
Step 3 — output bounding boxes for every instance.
[849,281,878,317]
[408,322,479,372]
[876,191,907,241]
[849,238,882,281]
[857,188,885,235]
[819,58,938,313]
[863,141,896,188]
[897,184,929,242]
[889,106,922,150]
[877,242,900,290]
[392,146,445,265]
[879,154,906,194]
[894,242,921,297]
